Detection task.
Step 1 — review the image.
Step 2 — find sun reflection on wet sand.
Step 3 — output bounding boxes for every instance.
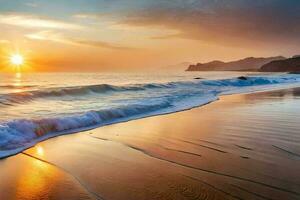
[36,145,44,157]
[5,146,93,200]
[15,158,55,200]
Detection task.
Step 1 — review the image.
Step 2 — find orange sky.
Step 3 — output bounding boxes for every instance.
[0,1,300,72]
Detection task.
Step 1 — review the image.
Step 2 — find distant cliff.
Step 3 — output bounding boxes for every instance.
[186,56,285,71]
[259,56,300,72]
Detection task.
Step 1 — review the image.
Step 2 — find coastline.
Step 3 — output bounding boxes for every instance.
[1,87,300,200]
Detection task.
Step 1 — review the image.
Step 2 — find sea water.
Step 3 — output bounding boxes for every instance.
[1,71,300,157]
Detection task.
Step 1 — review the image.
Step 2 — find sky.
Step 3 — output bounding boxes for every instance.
[0,0,300,72]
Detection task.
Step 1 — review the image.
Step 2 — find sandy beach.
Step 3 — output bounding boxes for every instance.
[1,87,300,200]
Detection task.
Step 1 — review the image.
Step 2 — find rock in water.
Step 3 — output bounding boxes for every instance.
[237,76,248,80]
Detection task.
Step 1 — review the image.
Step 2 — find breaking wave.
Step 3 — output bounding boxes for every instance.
[0,82,179,105]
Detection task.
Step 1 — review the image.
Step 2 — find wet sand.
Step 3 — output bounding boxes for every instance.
[1,88,300,200]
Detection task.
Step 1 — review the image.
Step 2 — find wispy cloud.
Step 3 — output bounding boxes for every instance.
[26,30,133,50]
[0,40,10,44]
[72,14,101,20]
[0,14,83,30]
[73,40,134,50]
[115,0,300,48]
[150,33,182,40]
[26,30,65,42]
[25,2,38,7]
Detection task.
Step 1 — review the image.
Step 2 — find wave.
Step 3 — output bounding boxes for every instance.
[0,84,36,89]
[0,97,196,159]
[0,75,296,106]
[0,82,177,105]
[0,74,300,158]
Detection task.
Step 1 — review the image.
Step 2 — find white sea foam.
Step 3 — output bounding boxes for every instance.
[1,74,300,158]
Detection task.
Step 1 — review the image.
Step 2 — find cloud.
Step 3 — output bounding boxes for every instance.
[26,30,133,50]
[150,33,182,40]
[72,40,134,50]
[115,0,300,48]
[25,2,38,7]
[72,14,102,20]
[26,30,65,42]
[0,40,10,44]
[0,13,83,30]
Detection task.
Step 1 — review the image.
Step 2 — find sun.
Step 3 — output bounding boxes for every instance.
[5,51,32,72]
[10,54,24,66]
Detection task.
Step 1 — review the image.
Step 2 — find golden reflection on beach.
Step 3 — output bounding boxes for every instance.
[15,158,58,200]
[36,145,45,157]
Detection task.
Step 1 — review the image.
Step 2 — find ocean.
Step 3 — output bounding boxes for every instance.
[1,71,300,158]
